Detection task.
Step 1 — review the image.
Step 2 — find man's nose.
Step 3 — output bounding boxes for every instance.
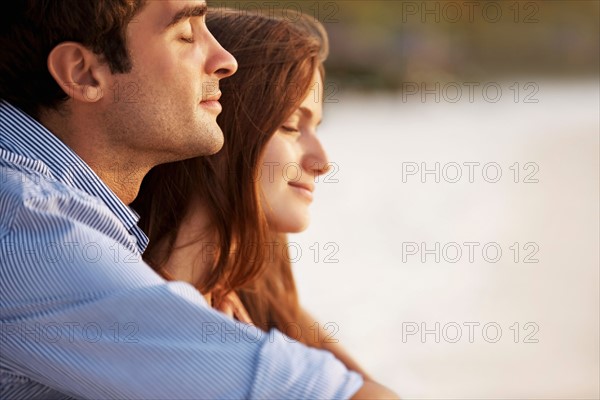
[204,30,238,79]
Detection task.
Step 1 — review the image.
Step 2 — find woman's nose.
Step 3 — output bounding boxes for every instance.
[302,136,330,177]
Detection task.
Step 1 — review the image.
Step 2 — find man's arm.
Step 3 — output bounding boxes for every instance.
[0,191,362,399]
[352,381,400,399]
[298,309,373,378]
[297,310,399,399]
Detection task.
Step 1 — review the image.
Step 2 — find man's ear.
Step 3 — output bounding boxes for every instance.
[47,42,109,104]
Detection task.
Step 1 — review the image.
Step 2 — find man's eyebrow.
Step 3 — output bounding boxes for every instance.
[164,3,208,31]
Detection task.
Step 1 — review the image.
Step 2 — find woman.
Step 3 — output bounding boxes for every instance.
[132,9,369,377]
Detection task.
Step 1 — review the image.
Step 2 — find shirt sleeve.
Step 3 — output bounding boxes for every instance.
[0,189,363,399]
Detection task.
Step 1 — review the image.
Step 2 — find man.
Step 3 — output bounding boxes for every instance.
[0,0,397,398]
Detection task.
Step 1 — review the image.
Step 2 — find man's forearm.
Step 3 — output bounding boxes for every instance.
[352,380,400,400]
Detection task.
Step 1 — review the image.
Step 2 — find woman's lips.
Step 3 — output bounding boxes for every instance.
[288,182,314,201]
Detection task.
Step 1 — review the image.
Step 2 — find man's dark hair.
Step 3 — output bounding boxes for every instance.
[0,0,146,119]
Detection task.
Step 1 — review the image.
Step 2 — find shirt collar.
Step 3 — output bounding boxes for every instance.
[0,100,149,253]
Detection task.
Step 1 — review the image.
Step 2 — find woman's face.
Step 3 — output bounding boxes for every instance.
[259,68,329,233]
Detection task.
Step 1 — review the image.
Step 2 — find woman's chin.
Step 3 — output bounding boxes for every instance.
[270,214,310,234]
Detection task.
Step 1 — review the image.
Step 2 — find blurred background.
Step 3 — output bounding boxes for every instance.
[213,1,599,398]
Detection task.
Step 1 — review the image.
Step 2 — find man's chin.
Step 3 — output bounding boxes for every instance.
[202,127,225,155]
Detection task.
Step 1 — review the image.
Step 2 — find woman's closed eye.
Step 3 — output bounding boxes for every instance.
[281,125,300,133]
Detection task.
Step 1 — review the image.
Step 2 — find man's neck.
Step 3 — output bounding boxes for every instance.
[39,109,150,205]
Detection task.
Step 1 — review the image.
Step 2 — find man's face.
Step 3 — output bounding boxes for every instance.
[104,0,237,164]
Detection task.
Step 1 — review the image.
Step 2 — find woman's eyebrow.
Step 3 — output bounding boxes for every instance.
[164,3,207,31]
[299,106,322,125]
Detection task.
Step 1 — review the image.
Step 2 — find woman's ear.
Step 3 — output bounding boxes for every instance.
[47,42,109,104]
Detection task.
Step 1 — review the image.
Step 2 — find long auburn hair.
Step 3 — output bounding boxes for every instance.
[132,9,328,346]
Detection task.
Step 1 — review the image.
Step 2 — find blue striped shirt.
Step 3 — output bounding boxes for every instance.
[0,100,363,399]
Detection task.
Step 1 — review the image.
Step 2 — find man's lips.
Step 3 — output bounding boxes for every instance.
[201,91,221,102]
[200,91,222,112]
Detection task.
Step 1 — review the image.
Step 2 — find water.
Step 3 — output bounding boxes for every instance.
[290,80,599,398]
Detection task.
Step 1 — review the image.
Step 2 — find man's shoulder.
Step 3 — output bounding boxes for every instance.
[0,150,122,241]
